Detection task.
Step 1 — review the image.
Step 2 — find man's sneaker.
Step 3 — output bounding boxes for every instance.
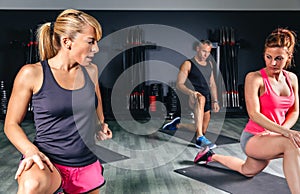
[162,117,180,130]
[195,136,217,149]
[194,146,215,164]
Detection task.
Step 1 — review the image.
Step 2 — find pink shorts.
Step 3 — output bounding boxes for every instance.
[54,160,105,193]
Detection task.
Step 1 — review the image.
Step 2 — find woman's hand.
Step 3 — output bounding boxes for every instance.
[96,123,112,141]
[15,150,54,179]
[285,130,300,148]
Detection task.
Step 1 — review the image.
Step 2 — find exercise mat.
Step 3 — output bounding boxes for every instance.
[93,145,129,164]
[159,127,239,146]
[174,162,290,194]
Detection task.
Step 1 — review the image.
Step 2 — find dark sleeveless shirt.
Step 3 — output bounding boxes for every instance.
[32,60,98,166]
[187,58,212,97]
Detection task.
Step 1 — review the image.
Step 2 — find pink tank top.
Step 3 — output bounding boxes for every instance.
[244,68,295,134]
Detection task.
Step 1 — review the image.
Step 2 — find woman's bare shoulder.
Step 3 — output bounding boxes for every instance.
[19,62,42,77]
[14,62,43,90]
[245,70,262,81]
[285,70,298,80]
[285,70,298,86]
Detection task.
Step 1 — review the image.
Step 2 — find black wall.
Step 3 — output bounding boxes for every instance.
[1,10,300,94]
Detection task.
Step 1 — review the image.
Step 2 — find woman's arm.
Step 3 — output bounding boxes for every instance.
[88,64,112,140]
[4,64,40,155]
[4,63,54,177]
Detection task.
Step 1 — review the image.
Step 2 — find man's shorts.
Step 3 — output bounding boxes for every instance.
[203,94,212,112]
[54,160,105,193]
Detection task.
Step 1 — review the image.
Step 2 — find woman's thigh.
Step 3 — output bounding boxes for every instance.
[245,133,289,160]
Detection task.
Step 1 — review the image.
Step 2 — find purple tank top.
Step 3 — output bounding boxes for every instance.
[32,60,98,166]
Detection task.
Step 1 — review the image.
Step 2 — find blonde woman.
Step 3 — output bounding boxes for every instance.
[4,9,112,194]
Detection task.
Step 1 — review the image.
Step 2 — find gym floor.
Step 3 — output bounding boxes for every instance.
[1,113,297,194]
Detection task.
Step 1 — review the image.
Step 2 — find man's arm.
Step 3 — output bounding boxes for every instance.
[176,60,193,95]
[209,72,218,103]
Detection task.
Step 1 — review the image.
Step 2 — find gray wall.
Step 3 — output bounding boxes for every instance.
[1,3,300,117]
[1,0,300,10]
[1,10,300,91]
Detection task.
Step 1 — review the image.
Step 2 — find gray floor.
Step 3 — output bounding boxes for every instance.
[1,113,297,194]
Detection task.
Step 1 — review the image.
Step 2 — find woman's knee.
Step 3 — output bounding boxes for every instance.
[19,178,47,194]
[284,142,300,156]
[280,136,300,154]
[240,158,269,178]
[240,163,259,177]
[18,169,59,194]
[240,170,259,178]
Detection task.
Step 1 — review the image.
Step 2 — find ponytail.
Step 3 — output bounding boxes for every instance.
[36,22,58,61]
